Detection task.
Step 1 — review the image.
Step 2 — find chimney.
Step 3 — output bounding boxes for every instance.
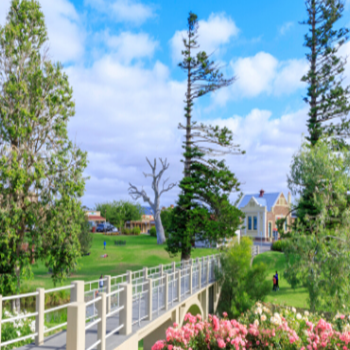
[288,192,291,204]
[170,205,174,209]
[161,206,166,211]
[259,189,265,197]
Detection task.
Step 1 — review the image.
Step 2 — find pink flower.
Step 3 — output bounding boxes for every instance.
[217,338,225,348]
[167,346,173,350]
[223,312,228,318]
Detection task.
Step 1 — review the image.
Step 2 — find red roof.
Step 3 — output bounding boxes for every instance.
[88,215,106,221]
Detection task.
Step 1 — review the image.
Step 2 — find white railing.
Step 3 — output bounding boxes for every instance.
[0,254,220,350]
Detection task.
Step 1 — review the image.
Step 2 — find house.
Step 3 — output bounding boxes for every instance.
[237,190,294,241]
[85,210,106,226]
[124,206,156,234]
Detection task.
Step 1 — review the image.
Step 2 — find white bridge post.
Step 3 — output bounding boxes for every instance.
[147,278,153,321]
[105,275,111,314]
[143,267,148,281]
[97,292,106,350]
[120,283,132,335]
[67,281,86,350]
[165,274,169,311]
[189,266,193,294]
[126,270,132,284]
[35,288,45,346]
[198,260,202,290]
[177,270,181,302]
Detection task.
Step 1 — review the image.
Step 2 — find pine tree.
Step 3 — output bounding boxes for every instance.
[0,0,87,300]
[166,13,244,260]
[302,0,350,147]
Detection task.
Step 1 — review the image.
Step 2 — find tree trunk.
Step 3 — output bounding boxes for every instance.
[181,249,191,261]
[154,211,166,244]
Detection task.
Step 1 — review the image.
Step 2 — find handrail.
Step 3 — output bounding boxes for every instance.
[45,285,75,294]
[1,312,38,324]
[2,291,38,301]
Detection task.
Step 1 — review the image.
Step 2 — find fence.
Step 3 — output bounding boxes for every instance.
[0,254,220,350]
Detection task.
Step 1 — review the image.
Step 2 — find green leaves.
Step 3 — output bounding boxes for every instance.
[0,0,87,294]
[302,0,350,147]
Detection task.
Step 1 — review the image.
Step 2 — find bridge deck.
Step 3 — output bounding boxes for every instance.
[16,284,211,350]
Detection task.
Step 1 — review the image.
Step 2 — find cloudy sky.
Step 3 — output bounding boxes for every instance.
[1,0,350,209]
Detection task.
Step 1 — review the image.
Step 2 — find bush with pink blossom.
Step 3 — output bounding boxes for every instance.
[152,303,350,349]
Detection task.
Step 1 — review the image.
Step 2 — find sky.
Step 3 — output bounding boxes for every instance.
[1,0,350,210]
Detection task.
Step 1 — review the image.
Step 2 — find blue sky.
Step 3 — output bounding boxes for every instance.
[1,0,350,209]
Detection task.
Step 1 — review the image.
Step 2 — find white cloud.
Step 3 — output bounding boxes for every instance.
[212,53,308,104]
[232,52,279,97]
[105,32,158,63]
[0,0,84,63]
[170,13,239,63]
[65,57,186,207]
[206,108,308,200]
[65,49,309,208]
[85,0,154,25]
[279,22,294,35]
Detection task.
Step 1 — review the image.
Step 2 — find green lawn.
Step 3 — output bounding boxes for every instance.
[253,251,309,309]
[23,233,216,291]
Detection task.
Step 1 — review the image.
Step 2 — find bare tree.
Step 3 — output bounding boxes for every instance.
[128,158,176,244]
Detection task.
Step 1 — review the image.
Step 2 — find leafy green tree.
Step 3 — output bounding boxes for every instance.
[78,211,93,255]
[285,140,350,312]
[95,201,143,232]
[166,12,244,260]
[302,0,350,147]
[160,207,174,238]
[216,237,270,319]
[0,0,87,301]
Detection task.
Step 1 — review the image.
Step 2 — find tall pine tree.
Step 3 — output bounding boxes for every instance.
[166,13,244,260]
[302,0,350,147]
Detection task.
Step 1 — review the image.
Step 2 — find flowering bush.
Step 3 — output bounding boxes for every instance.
[152,303,350,349]
[1,309,36,350]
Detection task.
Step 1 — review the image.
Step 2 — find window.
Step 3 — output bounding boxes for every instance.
[248,217,252,230]
[253,216,257,230]
[268,222,272,237]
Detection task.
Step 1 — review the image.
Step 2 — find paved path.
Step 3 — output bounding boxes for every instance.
[253,242,272,254]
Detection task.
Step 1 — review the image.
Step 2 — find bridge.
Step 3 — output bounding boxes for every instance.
[0,254,221,350]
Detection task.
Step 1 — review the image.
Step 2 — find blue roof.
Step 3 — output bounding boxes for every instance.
[141,206,154,216]
[238,192,280,212]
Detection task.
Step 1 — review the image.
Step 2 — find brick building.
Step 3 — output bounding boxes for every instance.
[237,190,294,241]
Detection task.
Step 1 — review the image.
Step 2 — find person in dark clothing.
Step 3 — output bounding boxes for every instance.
[104,240,106,250]
[275,271,279,291]
[272,275,276,291]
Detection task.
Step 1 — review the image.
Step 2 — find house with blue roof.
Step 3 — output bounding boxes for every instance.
[237,189,294,241]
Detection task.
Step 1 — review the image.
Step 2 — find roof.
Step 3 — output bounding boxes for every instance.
[141,206,154,216]
[237,192,281,212]
[88,215,106,221]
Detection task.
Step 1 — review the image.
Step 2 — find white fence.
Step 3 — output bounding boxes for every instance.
[0,254,220,350]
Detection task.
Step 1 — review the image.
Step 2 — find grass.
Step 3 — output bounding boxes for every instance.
[253,251,309,309]
[23,233,216,291]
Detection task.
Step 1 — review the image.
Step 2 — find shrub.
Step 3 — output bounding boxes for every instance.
[216,237,270,318]
[152,304,350,350]
[132,227,141,235]
[271,239,286,252]
[149,226,157,237]
[122,228,131,235]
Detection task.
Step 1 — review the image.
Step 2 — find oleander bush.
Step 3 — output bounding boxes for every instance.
[152,303,350,349]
